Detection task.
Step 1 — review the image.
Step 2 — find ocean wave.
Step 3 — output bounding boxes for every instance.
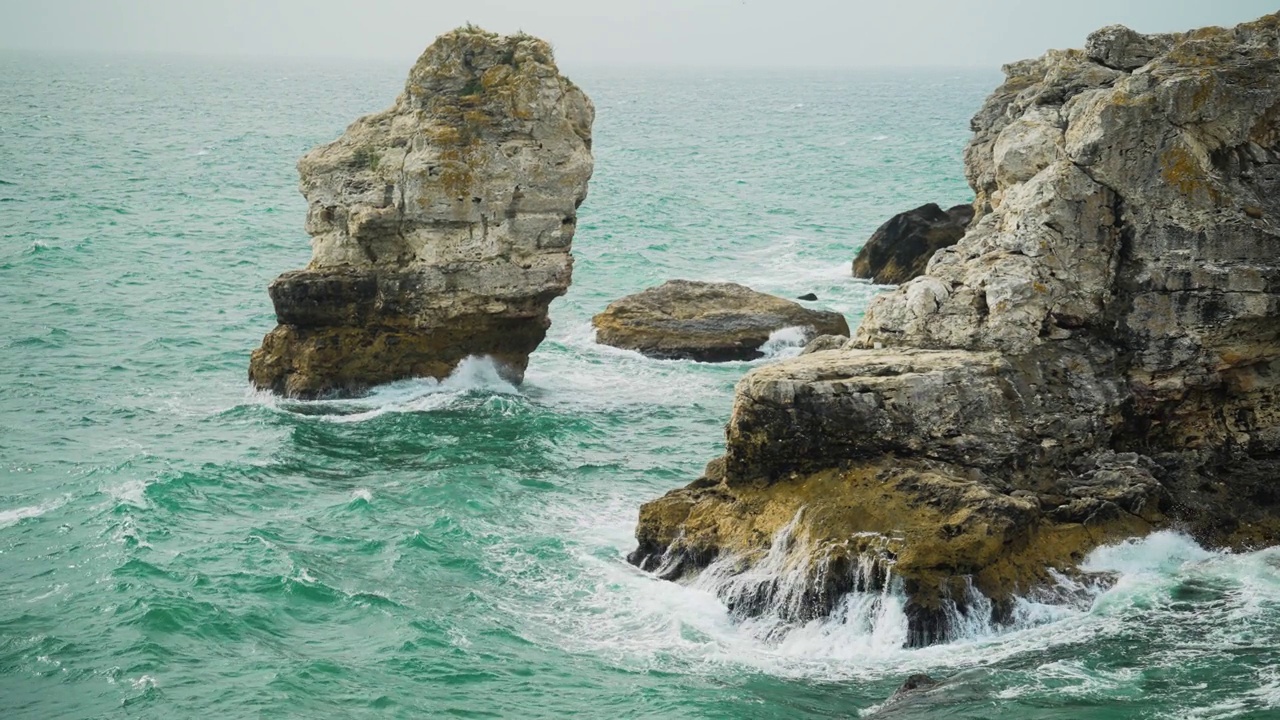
[497,511,1280,707]
[0,497,66,529]
[261,355,519,423]
[755,325,810,360]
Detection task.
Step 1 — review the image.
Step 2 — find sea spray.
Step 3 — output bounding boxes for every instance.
[266,355,519,422]
[755,325,810,360]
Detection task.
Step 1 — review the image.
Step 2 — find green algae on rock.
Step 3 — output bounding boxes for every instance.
[629,11,1280,645]
[250,27,594,398]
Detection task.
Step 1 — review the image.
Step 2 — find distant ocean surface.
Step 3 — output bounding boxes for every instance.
[2,53,1279,719]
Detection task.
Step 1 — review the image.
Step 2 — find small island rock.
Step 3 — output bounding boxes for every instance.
[592,280,849,362]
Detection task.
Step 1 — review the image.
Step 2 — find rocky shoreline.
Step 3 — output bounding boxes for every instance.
[628,12,1280,644]
[247,15,1280,649]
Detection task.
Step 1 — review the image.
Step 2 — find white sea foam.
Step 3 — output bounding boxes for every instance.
[104,479,149,509]
[502,495,1280,695]
[756,325,810,360]
[267,355,519,422]
[130,674,158,690]
[1080,529,1218,576]
[524,323,733,412]
[0,498,65,528]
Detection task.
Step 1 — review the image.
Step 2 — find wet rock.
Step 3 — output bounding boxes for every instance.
[852,203,975,285]
[894,674,939,695]
[629,12,1280,646]
[249,27,594,398]
[592,280,849,361]
[797,293,819,301]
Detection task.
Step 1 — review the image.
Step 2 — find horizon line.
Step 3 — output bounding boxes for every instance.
[0,45,1006,72]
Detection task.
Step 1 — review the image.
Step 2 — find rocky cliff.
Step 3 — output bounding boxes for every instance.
[250,27,594,398]
[629,13,1280,645]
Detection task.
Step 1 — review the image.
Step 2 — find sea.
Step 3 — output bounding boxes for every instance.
[2,52,1279,719]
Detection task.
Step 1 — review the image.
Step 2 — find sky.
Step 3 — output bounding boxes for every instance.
[0,0,1275,69]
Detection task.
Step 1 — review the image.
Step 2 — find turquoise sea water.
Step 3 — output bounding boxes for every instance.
[2,54,1280,719]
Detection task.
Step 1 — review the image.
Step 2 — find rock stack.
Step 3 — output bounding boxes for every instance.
[250,27,594,398]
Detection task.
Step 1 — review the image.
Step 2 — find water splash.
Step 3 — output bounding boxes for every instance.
[755,325,811,361]
[646,520,1231,662]
[263,355,519,422]
[680,510,909,650]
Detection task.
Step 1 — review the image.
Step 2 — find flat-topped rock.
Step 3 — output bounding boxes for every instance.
[249,27,594,398]
[592,280,849,362]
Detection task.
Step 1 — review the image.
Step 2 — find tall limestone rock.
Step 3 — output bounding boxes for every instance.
[629,13,1280,645]
[250,28,594,398]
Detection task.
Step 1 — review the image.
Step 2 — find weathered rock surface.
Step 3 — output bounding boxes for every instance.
[249,28,594,398]
[799,334,848,355]
[630,13,1280,645]
[852,203,975,285]
[592,280,849,361]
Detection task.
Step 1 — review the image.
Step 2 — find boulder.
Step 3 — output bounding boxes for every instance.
[629,12,1280,645]
[852,203,975,285]
[249,27,594,398]
[592,280,849,361]
[799,334,848,355]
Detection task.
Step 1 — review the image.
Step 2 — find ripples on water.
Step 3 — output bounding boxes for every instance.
[1,53,1278,719]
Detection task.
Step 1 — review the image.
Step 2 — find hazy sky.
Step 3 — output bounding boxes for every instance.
[0,0,1274,69]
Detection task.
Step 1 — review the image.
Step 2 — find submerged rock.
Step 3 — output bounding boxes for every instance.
[592,280,849,361]
[249,27,594,398]
[629,12,1280,645]
[894,674,940,696]
[852,202,975,285]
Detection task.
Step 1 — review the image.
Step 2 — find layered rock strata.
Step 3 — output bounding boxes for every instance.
[630,13,1280,645]
[852,202,975,285]
[592,280,850,361]
[250,28,594,398]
